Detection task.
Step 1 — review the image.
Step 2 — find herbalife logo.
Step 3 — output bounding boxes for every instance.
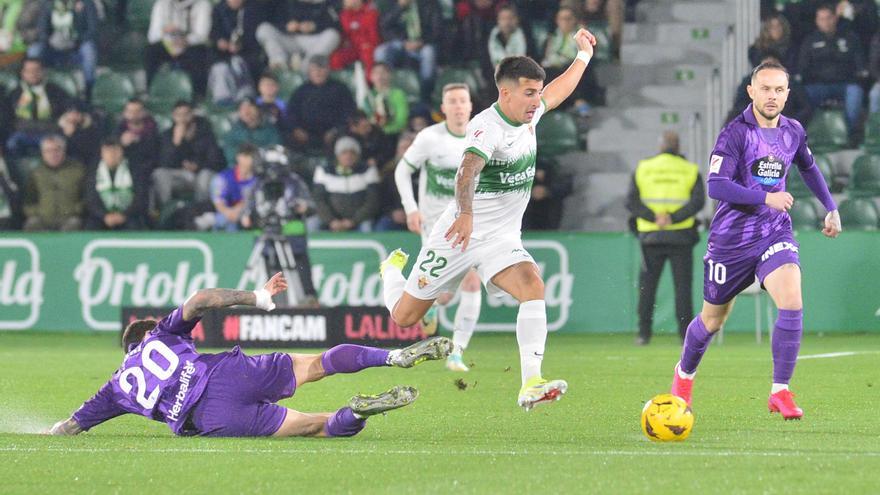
[74,240,218,331]
[0,240,45,330]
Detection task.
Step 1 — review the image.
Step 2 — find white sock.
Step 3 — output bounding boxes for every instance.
[771,383,789,394]
[382,267,406,315]
[676,362,696,379]
[516,300,547,386]
[452,289,481,355]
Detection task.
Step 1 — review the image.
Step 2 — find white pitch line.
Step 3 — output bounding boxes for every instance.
[798,351,879,360]
[1,446,879,458]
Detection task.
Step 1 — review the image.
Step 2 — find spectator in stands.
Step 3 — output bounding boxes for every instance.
[211,143,257,231]
[22,134,84,231]
[576,0,622,59]
[346,110,389,168]
[542,7,603,109]
[331,0,380,74]
[210,0,266,81]
[522,157,573,231]
[153,100,223,206]
[374,130,413,231]
[311,135,380,231]
[84,137,148,230]
[0,152,20,229]
[868,31,880,114]
[836,0,877,50]
[255,0,340,71]
[407,107,431,133]
[729,55,813,125]
[749,14,796,69]
[798,3,866,135]
[256,72,285,124]
[626,131,704,345]
[374,0,443,100]
[145,0,212,95]
[454,0,496,67]
[0,0,28,66]
[284,55,356,153]
[223,97,281,164]
[28,0,98,97]
[57,101,100,166]
[3,57,70,164]
[363,63,409,143]
[118,98,160,173]
[486,4,527,77]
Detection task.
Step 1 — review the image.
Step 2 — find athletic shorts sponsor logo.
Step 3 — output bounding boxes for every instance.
[761,241,799,262]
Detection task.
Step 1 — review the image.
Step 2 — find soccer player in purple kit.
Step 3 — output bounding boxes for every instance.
[669,61,842,420]
[47,272,453,437]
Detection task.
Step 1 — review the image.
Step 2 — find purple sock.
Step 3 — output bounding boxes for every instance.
[772,309,803,384]
[679,315,715,374]
[325,407,366,437]
[320,344,390,376]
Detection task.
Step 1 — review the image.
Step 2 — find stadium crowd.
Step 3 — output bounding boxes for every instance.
[0,0,624,232]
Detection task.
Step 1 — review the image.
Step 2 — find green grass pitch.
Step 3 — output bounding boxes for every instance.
[1,331,879,494]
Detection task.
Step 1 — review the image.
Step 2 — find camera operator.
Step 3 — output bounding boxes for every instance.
[241,145,319,307]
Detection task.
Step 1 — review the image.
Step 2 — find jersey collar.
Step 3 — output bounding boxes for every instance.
[493,103,522,127]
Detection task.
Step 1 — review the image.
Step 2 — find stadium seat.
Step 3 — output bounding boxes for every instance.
[147,70,193,115]
[536,111,580,157]
[806,109,848,152]
[431,67,481,106]
[47,70,80,98]
[848,153,880,197]
[788,199,821,230]
[108,31,148,71]
[0,71,18,92]
[272,69,304,101]
[330,67,357,94]
[128,0,154,32]
[153,113,173,133]
[392,68,421,105]
[837,197,880,230]
[786,153,833,198]
[206,112,233,140]
[862,112,880,153]
[92,71,136,115]
[585,21,612,62]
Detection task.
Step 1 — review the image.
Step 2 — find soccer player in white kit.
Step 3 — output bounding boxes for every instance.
[381,29,597,411]
[394,83,482,372]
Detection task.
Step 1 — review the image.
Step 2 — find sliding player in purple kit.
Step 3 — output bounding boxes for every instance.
[669,61,842,420]
[47,272,452,437]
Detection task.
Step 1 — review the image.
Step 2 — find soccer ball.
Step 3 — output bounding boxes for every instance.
[641,393,694,442]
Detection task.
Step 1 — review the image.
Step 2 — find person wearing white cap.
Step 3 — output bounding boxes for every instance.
[311,135,380,232]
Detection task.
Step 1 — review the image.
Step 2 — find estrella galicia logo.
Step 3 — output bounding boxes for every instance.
[751,155,785,186]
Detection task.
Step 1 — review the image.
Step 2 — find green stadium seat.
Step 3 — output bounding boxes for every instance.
[536,111,580,156]
[147,70,193,115]
[92,71,136,116]
[862,112,880,153]
[206,112,233,140]
[272,69,304,101]
[108,31,148,71]
[788,199,821,230]
[128,0,154,32]
[153,113,173,133]
[15,156,43,179]
[392,68,420,105]
[47,70,80,98]
[806,109,848,152]
[431,67,481,106]
[786,153,833,198]
[849,153,880,197]
[0,71,18,93]
[330,67,357,94]
[585,21,612,62]
[838,197,880,230]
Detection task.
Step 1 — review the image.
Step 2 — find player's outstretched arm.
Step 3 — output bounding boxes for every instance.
[541,28,596,111]
[46,417,84,436]
[445,151,486,251]
[182,272,289,320]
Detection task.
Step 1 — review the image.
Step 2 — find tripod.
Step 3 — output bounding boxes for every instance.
[241,233,307,307]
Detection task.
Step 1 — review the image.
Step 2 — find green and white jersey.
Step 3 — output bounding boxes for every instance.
[402,121,467,228]
[458,100,546,239]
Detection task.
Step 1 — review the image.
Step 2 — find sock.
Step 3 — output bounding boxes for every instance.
[324,407,366,437]
[452,289,481,355]
[516,300,547,386]
[382,266,406,315]
[771,383,789,394]
[772,309,803,385]
[320,344,390,376]
[678,315,715,374]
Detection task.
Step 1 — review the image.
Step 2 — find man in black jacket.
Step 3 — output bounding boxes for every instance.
[211,0,267,77]
[255,0,339,70]
[374,0,443,99]
[798,4,867,134]
[284,55,356,153]
[84,137,148,230]
[627,132,705,345]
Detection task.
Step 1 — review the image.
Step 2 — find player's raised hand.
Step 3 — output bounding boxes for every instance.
[264,272,289,296]
[406,211,423,234]
[572,28,597,58]
[822,209,842,238]
[765,191,794,212]
[445,213,473,252]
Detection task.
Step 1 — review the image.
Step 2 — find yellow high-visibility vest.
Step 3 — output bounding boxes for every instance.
[635,153,699,233]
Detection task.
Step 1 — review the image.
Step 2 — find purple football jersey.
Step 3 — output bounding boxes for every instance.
[72,305,228,435]
[706,104,813,257]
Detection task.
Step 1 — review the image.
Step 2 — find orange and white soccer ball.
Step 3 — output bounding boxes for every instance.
[641,393,694,442]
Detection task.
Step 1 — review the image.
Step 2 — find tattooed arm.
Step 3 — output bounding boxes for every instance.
[444,151,487,251]
[47,417,84,436]
[182,272,289,320]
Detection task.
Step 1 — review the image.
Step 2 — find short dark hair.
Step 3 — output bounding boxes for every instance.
[126,97,144,107]
[173,100,193,110]
[121,319,158,352]
[259,72,278,83]
[816,3,836,15]
[21,56,42,67]
[101,136,122,148]
[497,3,518,16]
[494,56,546,86]
[751,60,789,84]
[236,142,258,156]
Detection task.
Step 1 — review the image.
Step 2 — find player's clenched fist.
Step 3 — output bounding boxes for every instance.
[823,209,842,238]
[445,212,473,252]
[572,28,597,57]
[765,191,794,212]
